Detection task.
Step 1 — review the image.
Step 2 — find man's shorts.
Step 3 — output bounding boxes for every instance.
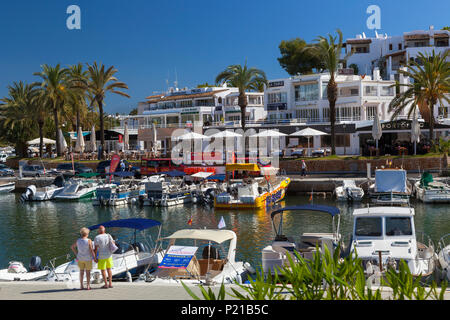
[97,257,113,270]
[78,260,93,270]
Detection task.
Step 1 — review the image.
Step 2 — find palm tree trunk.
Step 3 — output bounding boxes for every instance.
[429,100,435,146]
[76,109,80,134]
[98,99,105,159]
[238,91,247,131]
[327,79,338,155]
[54,106,61,156]
[38,121,44,158]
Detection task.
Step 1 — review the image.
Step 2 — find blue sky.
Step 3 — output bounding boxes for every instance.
[0,0,448,114]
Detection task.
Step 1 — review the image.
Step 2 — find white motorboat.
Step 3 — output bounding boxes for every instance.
[414,172,450,203]
[93,173,147,206]
[53,179,98,201]
[20,176,66,202]
[368,169,412,205]
[261,205,342,275]
[143,173,197,207]
[0,181,15,193]
[437,234,450,282]
[187,172,226,206]
[0,257,49,281]
[47,218,164,283]
[335,180,364,201]
[138,229,254,285]
[349,206,437,278]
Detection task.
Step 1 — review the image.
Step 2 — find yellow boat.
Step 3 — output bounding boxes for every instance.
[214,163,291,210]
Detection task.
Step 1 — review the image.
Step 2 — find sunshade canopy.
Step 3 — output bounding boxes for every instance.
[290,127,327,137]
[191,171,214,179]
[270,204,341,220]
[164,229,236,244]
[225,163,260,172]
[76,172,100,178]
[173,131,211,141]
[27,138,56,145]
[113,171,135,177]
[251,129,287,137]
[208,130,242,138]
[207,174,226,181]
[89,218,161,231]
[160,170,186,177]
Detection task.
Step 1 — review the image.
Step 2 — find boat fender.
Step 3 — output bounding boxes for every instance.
[235,274,242,284]
[244,262,256,274]
[29,256,42,272]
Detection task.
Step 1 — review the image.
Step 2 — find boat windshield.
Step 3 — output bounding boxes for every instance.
[65,184,78,193]
[385,217,412,236]
[355,217,382,237]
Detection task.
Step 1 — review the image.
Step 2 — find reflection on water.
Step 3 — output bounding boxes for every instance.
[0,193,449,269]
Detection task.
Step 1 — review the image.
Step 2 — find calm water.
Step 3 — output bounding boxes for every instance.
[0,193,449,269]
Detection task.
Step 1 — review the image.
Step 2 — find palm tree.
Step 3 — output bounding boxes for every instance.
[0,81,40,157]
[388,50,450,145]
[81,62,130,158]
[306,29,345,155]
[215,63,267,130]
[67,63,89,133]
[34,64,70,156]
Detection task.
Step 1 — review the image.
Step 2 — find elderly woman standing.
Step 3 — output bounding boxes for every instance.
[71,227,97,290]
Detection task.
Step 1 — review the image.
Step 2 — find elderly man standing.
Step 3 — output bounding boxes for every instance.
[94,225,116,288]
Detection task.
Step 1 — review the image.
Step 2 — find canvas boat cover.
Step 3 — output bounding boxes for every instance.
[375,169,407,193]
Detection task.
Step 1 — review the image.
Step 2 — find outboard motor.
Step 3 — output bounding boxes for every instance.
[20,185,37,202]
[29,256,42,272]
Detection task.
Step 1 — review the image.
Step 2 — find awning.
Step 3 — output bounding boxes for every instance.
[191,171,214,179]
[164,229,236,244]
[225,163,260,172]
[89,218,161,231]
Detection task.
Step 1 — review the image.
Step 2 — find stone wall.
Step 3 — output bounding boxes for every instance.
[280,156,446,174]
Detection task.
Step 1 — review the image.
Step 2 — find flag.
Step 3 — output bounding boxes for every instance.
[187,217,192,225]
[218,216,226,229]
[309,192,313,202]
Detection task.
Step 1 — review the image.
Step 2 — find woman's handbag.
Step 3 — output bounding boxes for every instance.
[108,234,118,253]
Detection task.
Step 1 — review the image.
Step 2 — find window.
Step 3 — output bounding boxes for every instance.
[295,84,319,101]
[380,86,394,96]
[389,44,393,50]
[364,85,378,96]
[355,217,382,237]
[321,82,328,100]
[385,217,412,236]
[398,43,402,50]
[295,108,320,122]
[268,92,287,104]
[367,106,378,120]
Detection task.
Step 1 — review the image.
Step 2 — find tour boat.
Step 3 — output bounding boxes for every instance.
[143,172,197,207]
[368,169,412,205]
[0,257,49,281]
[47,218,164,283]
[349,206,437,278]
[334,180,364,201]
[438,234,450,282]
[137,229,254,285]
[53,179,98,201]
[261,205,341,275]
[414,172,450,203]
[214,164,291,210]
[0,181,15,193]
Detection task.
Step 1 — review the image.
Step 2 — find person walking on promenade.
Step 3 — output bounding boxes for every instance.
[301,160,307,177]
[71,227,96,290]
[94,225,117,289]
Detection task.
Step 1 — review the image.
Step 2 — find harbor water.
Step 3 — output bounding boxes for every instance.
[0,193,449,270]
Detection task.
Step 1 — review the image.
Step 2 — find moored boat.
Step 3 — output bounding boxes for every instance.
[414,172,450,203]
[53,179,98,201]
[368,169,412,205]
[0,256,49,281]
[437,234,450,282]
[0,181,15,193]
[335,180,364,201]
[214,164,290,210]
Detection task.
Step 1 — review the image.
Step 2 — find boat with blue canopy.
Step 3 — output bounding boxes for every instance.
[47,218,164,283]
[262,204,342,274]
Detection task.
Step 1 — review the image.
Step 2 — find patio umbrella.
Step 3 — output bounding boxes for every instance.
[90,125,96,152]
[124,123,129,151]
[152,122,157,154]
[290,127,327,157]
[174,131,211,141]
[208,130,242,138]
[59,128,68,153]
[74,126,85,153]
[372,111,382,150]
[411,110,421,155]
[251,130,287,158]
[27,137,56,145]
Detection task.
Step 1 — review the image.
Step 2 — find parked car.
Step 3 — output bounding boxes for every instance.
[0,164,14,176]
[21,165,46,177]
[0,153,8,163]
[56,163,93,175]
[96,160,140,177]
